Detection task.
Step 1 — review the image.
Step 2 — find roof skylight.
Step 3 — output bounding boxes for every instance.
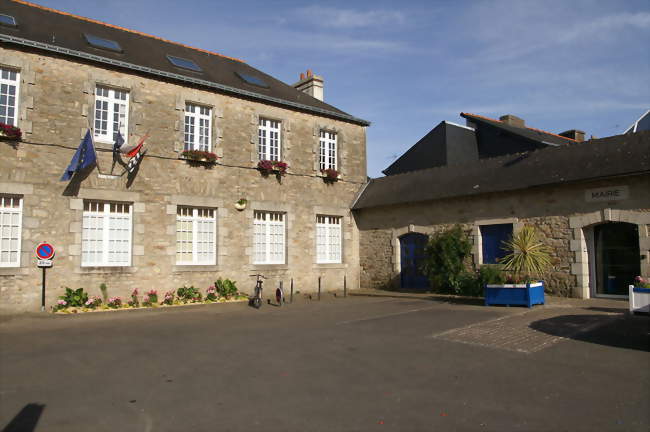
[0,14,17,27]
[166,55,202,72]
[84,34,122,52]
[235,71,269,88]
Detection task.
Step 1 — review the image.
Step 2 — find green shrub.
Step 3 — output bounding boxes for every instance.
[421,226,472,294]
[177,285,202,303]
[500,225,553,281]
[215,278,238,299]
[59,287,88,307]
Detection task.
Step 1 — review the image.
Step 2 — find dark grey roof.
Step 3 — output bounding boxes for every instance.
[0,1,369,126]
[461,113,575,147]
[353,131,650,210]
[382,121,478,176]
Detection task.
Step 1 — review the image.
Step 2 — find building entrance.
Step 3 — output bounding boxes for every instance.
[594,222,640,297]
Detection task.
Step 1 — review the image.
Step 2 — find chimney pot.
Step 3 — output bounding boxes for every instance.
[300,72,305,80]
[559,129,586,142]
[499,114,525,128]
[307,69,313,77]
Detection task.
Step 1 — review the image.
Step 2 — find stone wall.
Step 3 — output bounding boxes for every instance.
[0,47,367,312]
[355,175,650,297]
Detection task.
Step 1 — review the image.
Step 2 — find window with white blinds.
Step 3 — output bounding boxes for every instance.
[316,215,342,263]
[253,211,285,264]
[94,85,129,144]
[0,195,22,267]
[82,201,132,267]
[0,68,20,127]
[184,103,212,152]
[319,131,337,171]
[258,118,281,161]
[176,206,216,265]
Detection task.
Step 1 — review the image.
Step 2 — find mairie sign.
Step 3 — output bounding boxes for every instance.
[35,243,55,260]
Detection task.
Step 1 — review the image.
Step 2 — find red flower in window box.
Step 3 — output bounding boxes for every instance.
[321,168,339,182]
[0,123,21,141]
[181,150,218,164]
[257,160,288,176]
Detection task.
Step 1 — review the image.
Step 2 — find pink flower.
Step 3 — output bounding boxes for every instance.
[57,299,67,306]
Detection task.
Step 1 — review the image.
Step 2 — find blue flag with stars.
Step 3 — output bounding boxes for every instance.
[61,129,96,181]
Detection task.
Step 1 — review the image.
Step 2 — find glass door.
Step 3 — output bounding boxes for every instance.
[594,222,640,296]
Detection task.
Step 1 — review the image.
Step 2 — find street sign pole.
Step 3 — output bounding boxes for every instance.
[41,266,46,312]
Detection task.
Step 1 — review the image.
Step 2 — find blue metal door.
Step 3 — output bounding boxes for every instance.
[400,233,429,289]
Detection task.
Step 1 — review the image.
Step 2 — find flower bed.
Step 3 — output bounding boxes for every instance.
[52,280,248,314]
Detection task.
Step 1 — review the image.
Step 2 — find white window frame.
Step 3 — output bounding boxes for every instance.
[0,67,20,127]
[258,118,281,161]
[82,201,132,267]
[93,85,129,145]
[0,195,22,267]
[184,103,212,152]
[319,131,337,171]
[253,211,285,264]
[176,206,217,265]
[316,215,342,264]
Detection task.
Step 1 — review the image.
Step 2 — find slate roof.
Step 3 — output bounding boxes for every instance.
[353,131,650,210]
[0,0,369,126]
[382,121,477,176]
[461,112,575,146]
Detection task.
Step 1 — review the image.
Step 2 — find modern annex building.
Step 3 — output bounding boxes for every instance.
[0,1,369,312]
[354,114,650,299]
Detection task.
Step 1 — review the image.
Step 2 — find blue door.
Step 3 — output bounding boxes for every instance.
[400,233,429,289]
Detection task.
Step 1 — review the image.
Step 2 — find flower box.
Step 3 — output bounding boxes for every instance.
[180,150,218,164]
[257,160,287,176]
[321,168,339,183]
[0,123,21,141]
[629,285,650,314]
[484,281,545,308]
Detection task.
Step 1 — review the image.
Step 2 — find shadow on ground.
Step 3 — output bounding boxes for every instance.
[2,403,45,432]
[530,313,650,352]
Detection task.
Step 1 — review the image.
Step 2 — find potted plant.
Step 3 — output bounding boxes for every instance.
[0,122,21,141]
[321,168,339,183]
[257,160,288,176]
[629,276,650,314]
[484,225,552,308]
[180,149,218,164]
[234,198,247,211]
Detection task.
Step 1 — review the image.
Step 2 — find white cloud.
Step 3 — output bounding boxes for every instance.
[295,6,406,28]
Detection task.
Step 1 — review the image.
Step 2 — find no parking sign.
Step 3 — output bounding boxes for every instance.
[35,243,55,311]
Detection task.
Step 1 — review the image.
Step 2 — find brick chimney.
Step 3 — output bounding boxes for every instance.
[499,114,525,128]
[293,69,324,101]
[559,129,586,142]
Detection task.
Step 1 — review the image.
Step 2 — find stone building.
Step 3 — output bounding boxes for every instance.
[0,1,369,312]
[353,114,650,299]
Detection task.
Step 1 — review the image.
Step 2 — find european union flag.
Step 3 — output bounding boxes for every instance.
[61,130,97,181]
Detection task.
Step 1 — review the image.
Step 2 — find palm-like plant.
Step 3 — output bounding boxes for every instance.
[500,225,552,281]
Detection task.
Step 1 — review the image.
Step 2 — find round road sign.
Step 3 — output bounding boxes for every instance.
[36,243,55,260]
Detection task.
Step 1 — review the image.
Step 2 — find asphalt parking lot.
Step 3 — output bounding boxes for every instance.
[1,295,648,432]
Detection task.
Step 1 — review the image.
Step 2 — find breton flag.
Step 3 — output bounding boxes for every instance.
[118,133,149,157]
[126,148,147,173]
[61,130,97,181]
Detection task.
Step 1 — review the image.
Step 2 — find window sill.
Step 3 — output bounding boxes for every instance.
[250,264,288,271]
[313,263,346,269]
[75,266,136,275]
[172,264,221,273]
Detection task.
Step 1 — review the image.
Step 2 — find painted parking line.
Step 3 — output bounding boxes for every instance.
[336,303,442,325]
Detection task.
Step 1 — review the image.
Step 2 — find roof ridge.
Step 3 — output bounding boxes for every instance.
[461,112,576,142]
[11,0,245,63]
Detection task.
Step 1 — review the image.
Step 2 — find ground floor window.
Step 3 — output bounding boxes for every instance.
[316,215,342,263]
[253,211,285,264]
[176,206,217,265]
[82,201,132,266]
[480,223,513,264]
[0,195,22,267]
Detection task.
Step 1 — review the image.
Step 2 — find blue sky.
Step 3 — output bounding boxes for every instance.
[36,0,650,177]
